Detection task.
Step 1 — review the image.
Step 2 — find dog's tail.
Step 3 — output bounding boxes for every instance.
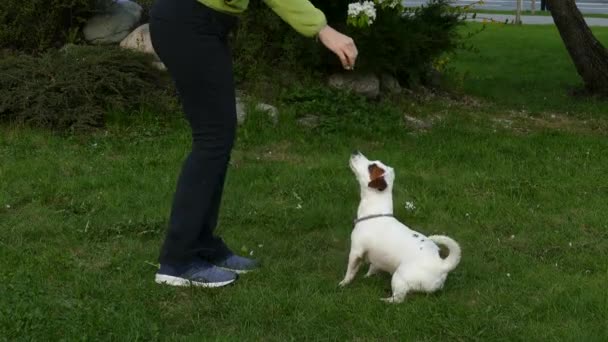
[428,235,461,272]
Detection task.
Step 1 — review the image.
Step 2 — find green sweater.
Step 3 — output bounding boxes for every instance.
[199,0,327,37]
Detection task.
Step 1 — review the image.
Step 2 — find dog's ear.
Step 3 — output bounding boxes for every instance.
[367,163,387,191]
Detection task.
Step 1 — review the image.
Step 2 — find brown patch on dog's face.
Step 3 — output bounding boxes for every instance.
[367,163,387,191]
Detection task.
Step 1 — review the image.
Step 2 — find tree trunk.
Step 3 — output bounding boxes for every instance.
[547,0,608,95]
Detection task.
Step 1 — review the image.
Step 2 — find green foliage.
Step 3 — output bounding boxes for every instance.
[348,3,466,85]
[0,45,177,131]
[137,0,155,22]
[231,1,324,82]
[277,84,401,135]
[232,0,467,87]
[0,0,114,53]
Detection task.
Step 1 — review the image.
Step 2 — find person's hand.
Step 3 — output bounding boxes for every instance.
[317,25,358,70]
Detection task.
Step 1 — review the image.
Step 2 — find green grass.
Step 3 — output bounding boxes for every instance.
[2,23,608,340]
[469,9,608,19]
[450,23,608,116]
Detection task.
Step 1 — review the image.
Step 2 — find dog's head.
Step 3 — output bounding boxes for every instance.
[349,151,395,193]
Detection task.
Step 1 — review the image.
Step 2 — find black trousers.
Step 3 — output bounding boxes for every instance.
[149,0,238,264]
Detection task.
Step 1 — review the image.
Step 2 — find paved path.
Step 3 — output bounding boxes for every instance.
[469,13,608,26]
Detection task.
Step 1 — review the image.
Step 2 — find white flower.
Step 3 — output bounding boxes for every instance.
[405,201,416,211]
[348,1,377,24]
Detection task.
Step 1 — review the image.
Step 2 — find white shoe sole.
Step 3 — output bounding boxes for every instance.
[217,266,254,275]
[155,274,236,288]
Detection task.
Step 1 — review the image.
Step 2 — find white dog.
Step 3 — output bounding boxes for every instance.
[339,151,461,303]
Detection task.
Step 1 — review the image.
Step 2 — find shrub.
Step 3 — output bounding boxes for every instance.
[232,0,467,87]
[0,0,111,53]
[341,0,466,86]
[137,0,155,22]
[0,45,176,131]
[231,1,324,83]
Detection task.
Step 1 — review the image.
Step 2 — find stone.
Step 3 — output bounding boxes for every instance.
[236,97,247,125]
[328,73,380,99]
[83,0,143,44]
[119,23,165,70]
[380,73,402,94]
[255,103,279,124]
[403,114,433,130]
[422,67,443,89]
[297,115,320,128]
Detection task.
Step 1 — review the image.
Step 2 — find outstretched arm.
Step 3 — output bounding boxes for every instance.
[262,0,327,37]
[263,0,358,70]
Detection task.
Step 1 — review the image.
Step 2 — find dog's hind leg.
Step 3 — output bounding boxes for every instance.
[364,264,380,278]
[381,265,411,304]
[339,250,364,287]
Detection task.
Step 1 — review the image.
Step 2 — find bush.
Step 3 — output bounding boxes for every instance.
[0,0,111,53]
[232,0,467,87]
[0,45,176,131]
[341,1,466,86]
[231,1,324,83]
[137,0,155,22]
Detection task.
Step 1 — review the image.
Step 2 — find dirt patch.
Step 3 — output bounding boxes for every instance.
[490,110,608,135]
[231,141,304,168]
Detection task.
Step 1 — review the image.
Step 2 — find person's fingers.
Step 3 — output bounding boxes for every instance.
[344,45,357,69]
[343,49,354,69]
[335,49,349,69]
[318,25,358,70]
[345,40,358,68]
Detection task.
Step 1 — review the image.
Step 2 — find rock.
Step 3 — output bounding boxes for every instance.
[380,73,402,94]
[422,67,443,89]
[297,115,320,128]
[403,114,433,130]
[119,23,165,70]
[83,0,143,44]
[255,103,279,124]
[492,118,513,129]
[151,61,166,70]
[59,43,77,53]
[328,73,380,99]
[236,97,246,125]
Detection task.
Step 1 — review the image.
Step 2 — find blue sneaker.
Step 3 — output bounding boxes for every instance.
[155,259,237,288]
[211,254,259,274]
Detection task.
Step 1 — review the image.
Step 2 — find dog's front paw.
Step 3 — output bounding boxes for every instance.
[338,279,350,287]
[380,297,395,304]
[380,296,405,304]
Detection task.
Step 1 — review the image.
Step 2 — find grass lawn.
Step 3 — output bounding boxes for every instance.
[469,9,608,19]
[450,23,608,117]
[1,23,608,340]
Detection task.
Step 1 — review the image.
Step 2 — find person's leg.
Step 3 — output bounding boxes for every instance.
[149,0,242,285]
[196,166,231,259]
[153,29,235,265]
